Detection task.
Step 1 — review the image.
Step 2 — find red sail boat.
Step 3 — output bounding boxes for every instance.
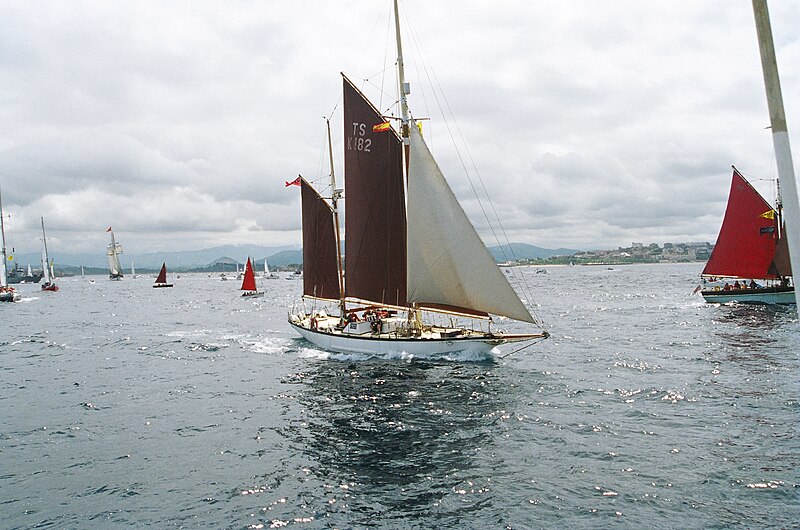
[699,167,794,304]
[240,257,263,298]
[152,262,174,288]
[286,0,548,356]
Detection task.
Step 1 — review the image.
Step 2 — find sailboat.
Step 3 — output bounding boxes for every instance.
[699,2,798,305]
[40,217,59,292]
[287,0,548,356]
[264,258,279,279]
[699,167,793,304]
[240,257,263,298]
[131,261,138,279]
[106,227,124,280]
[152,262,174,288]
[0,186,21,302]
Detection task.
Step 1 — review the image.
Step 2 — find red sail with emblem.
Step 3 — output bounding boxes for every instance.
[702,168,780,279]
[342,75,407,306]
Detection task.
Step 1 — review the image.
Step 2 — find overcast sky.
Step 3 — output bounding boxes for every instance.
[1,1,798,255]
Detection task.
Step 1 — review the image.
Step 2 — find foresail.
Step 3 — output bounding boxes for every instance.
[768,226,792,277]
[342,75,407,306]
[240,258,257,290]
[301,178,340,300]
[406,125,536,324]
[702,168,779,279]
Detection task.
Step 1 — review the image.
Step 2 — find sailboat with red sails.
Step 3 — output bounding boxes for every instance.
[699,167,793,304]
[287,0,548,356]
[152,262,173,288]
[240,257,263,298]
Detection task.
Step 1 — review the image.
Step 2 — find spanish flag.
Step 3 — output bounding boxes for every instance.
[759,209,775,219]
[285,176,301,187]
[372,121,391,133]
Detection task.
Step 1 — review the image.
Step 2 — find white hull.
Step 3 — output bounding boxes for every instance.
[0,289,21,302]
[290,321,503,356]
[701,287,795,305]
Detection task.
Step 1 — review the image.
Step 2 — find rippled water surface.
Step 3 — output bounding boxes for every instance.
[1,263,798,529]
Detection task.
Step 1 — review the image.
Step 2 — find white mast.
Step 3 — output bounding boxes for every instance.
[752,0,799,299]
[41,217,51,284]
[393,0,410,143]
[0,187,8,288]
[327,117,346,315]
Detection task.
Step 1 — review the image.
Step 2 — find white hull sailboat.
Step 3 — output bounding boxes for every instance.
[264,258,278,279]
[0,186,21,302]
[40,217,59,292]
[106,227,124,280]
[287,0,547,356]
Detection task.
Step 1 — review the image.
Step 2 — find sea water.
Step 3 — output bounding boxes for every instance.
[1,263,797,529]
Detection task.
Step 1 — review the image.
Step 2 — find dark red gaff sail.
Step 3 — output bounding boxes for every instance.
[155,263,168,284]
[702,168,779,279]
[342,75,407,306]
[301,178,341,300]
[240,258,257,292]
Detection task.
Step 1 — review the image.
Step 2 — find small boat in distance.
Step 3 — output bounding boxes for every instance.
[264,258,279,279]
[106,227,124,280]
[40,217,59,292]
[699,167,794,304]
[240,257,263,298]
[153,262,174,288]
[0,186,21,302]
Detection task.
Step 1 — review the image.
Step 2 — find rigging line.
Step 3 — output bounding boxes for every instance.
[378,1,393,116]
[346,6,386,87]
[401,9,541,323]
[497,334,550,359]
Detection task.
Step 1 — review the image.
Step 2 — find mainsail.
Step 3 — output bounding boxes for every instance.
[342,76,407,306]
[702,168,779,279]
[301,178,340,300]
[240,258,257,292]
[155,263,169,284]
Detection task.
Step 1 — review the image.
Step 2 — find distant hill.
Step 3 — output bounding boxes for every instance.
[264,250,302,268]
[11,244,298,270]
[19,242,578,270]
[488,243,580,262]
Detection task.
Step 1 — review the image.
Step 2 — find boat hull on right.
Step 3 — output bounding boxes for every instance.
[701,286,795,305]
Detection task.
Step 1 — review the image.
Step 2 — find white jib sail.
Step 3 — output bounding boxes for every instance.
[405,125,535,324]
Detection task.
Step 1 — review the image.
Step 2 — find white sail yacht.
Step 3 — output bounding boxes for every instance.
[287,0,548,356]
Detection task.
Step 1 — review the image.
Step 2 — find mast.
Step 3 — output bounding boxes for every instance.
[41,217,51,284]
[752,0,799,295]
[0,186,8,288]
[327,118,346,315]
[393,0,410,144]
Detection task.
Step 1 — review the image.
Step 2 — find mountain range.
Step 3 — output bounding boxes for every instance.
[10,242,579,271]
